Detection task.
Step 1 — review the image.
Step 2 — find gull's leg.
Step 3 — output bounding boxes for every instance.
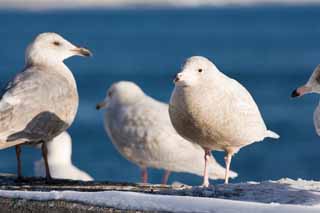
[161,170,171,185]
[15,145,22,179]
[202,149,211,187]
[141,167,148,183]
[42,142,52,180]
[224,152,233,184]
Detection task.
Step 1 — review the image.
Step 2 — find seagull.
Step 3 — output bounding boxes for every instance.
[34,132,93,181]
[292,65,320,135]
[169,56,279,186]
[0,32,91,180]
[96,81,237,184]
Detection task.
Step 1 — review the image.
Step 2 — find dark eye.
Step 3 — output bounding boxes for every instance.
[198,69,203,73]
[53,41,61,46]
[108,91,112,97]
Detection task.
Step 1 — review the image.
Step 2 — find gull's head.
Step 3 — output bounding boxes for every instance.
[26,32,92,66]
[96,81,145,110]
[173,56,218,87]
[46,132,72,164]
[292,65,320,98]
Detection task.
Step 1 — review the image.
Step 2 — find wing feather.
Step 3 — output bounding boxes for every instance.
[0,66,76,149]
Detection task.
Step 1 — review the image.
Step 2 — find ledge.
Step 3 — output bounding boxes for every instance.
[0,174,320,212]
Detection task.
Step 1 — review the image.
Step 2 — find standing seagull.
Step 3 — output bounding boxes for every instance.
[96,81,237,184]
[169,56,279,186]
[34,132,93,181]
[0,32,91,180]
[292,65,320,135]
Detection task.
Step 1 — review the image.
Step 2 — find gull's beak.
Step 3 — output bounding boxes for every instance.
[173,72,183,83]
[73,47,92,57]
[291,85,312,98]
[96,100,107,110]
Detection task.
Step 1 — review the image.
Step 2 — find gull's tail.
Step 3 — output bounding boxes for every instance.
[266,130,280,139]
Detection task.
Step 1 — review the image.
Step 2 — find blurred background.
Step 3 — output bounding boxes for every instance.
[0,0,320,185]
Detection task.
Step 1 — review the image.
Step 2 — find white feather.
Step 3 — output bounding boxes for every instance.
[34,132,93,181]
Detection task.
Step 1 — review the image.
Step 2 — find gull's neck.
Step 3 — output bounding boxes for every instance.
[26,51,62,67]
[26,60,77,90]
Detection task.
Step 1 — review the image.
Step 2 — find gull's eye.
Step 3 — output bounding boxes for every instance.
[53,41,61,46]
[198,68,203,73]
[108,91,112,97]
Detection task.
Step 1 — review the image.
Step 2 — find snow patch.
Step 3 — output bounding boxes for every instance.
[2,178,320,212]
[0,189,319,213]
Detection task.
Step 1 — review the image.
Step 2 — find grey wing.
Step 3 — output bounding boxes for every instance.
[0,68,72,149]
[313,104,320,136]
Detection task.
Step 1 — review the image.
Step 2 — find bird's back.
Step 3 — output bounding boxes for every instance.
[0,65,78,149]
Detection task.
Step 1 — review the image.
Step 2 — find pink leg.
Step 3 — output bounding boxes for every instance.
[161,170,171,185]
[224,152,232,184]
[141,167,148,183]
[202,149,211,187]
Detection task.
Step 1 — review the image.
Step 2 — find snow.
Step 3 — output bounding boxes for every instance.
[0,189,319,213]
[1,178,320,212]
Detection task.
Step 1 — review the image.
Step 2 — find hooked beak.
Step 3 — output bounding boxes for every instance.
[291,85,312,98]
[96,100,107,110]
[72,47,92,57]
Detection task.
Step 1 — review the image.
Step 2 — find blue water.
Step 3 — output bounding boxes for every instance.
[0,6,320,185]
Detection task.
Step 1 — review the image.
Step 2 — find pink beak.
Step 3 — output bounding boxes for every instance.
[291,85,312,98]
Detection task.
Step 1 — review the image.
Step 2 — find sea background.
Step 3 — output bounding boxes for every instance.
[0,5,319,185]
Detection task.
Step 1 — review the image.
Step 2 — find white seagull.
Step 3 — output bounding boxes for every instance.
[0,32,91,179]
[292,65,320,135]
[169,56,279,186]
[34,132,93,181]
[96,81,237,184]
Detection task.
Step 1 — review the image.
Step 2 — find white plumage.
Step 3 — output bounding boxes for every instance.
[96,81,237,184]
[169,56,279,186]
[292,65,320,136]
[34,132,93,181]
